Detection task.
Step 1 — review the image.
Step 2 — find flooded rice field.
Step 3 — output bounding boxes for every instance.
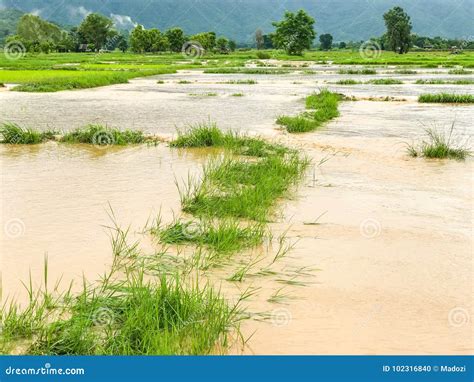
[1,66,473,354]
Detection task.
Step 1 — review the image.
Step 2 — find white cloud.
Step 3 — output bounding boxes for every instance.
[68,6,92,20]
[30,9,43,16]
[110,13,138,30]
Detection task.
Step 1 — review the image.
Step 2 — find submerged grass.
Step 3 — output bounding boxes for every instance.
[0,228,243,355]
[334,79,361,85]
[368,78,403,85]
[61,124,146,145]
[170,122,289,157]
[418,93,474,103]
[0,122,55,144]
[407,124,471,160]
[153,218,265,254]
[180,153,308,221]
[415,79,474,85]
[338,68,376,75]
[276,89,341,133]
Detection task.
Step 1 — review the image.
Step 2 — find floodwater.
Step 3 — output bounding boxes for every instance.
[0,67,473,355]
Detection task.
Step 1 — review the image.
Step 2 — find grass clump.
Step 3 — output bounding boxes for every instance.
[334,79,361,85]
[223,80,257,85]
[276,89,341,133]
[338,68,376,75]
[178,80,192,84]
[153,218,265,254]
[395,69,417,74]
[203,68,289,75]
[407,124,470,160]
[0,123,55,144]
[415,79,474,85]
[0,231,242,355]
[61,124,146,145]
[180,154,308,221]
[170,122,289,157]
[368,79,403,85]
[231,93,244,97]
[418,93,474,104]
[448,68,472,75]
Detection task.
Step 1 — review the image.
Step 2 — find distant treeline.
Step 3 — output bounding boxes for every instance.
[3,11,474,55]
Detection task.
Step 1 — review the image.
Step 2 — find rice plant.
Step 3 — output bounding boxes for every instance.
[418,93,474,103]
[60,124,146,145]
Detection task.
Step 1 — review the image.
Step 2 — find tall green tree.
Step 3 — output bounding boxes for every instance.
[165,27,185,52]
[271,10,316,55]
[130,25,147,53]
[78,13,114,52]
[383,6,412,54]
[216,37,229,53]
[319,33,333,50]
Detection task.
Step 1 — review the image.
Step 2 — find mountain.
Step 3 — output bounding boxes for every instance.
[0,8,23,43]
[0,0,473,43]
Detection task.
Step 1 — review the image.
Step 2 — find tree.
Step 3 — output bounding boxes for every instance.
[130,25,147,53]
[271,10,316,55]
[255,28,264,49]
[228,40,237,52]
[383,6,412,54]
[165,27,185,52]
[117,35,128,52]
[338,41,347,49]
[262,34,273,49]
[78,13,114,52]
[216,37,229,53]
[319,33,333,50]
[191,32,216,51]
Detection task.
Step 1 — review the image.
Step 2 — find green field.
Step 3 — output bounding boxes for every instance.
[0,50,473,92]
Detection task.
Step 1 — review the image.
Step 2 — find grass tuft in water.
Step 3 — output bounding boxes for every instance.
[338,68,376,75]
[153,218,265,254]
[0,123,56,144]
[61,124,146,145]
[334,79,361,85]
[415,79,474,85]
[368,79,403,85]
[0,228,243,355]
[407,124,471,160]
[179,154,309,221]
[170,122,289,157]
[276,89,341,133]
[418,93,474,104]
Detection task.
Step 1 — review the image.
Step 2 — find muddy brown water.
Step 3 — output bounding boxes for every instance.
[0,67,473,354]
